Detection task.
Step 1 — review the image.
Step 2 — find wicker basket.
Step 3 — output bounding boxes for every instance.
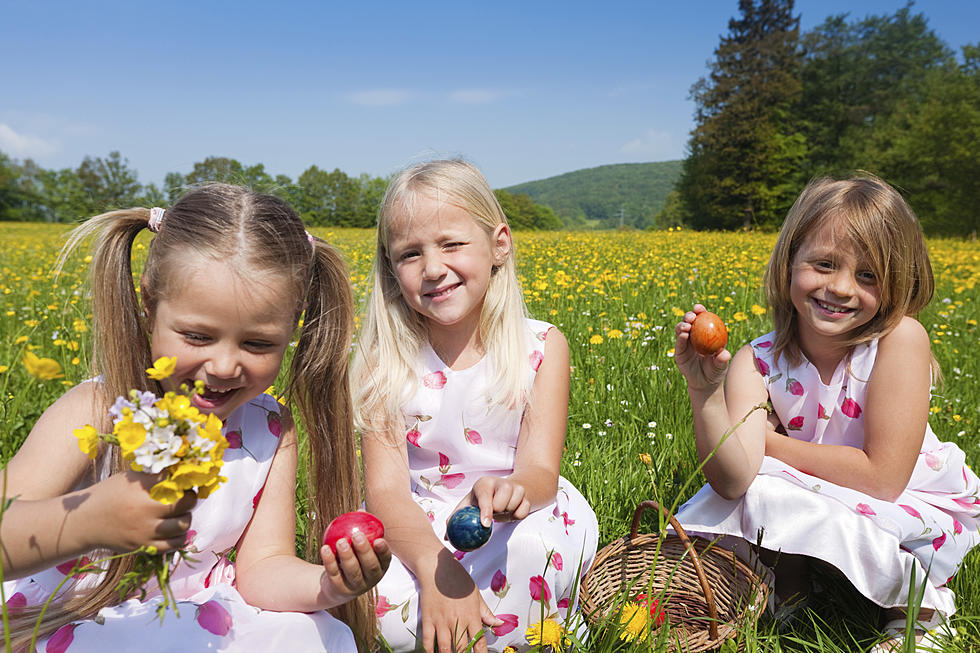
[579,501,769,651]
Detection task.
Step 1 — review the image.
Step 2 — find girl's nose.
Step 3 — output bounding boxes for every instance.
[826,270,856,297]
[421,252,446,280]
[206,346,243,380]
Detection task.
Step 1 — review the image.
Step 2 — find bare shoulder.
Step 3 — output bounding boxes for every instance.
[729,343,765,379]
[543,325,569,357]
[877,316,930,357]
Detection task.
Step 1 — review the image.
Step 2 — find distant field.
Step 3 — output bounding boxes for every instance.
[2,223,978,650]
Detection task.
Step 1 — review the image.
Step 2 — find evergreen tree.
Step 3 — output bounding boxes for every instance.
[678,0,805,230]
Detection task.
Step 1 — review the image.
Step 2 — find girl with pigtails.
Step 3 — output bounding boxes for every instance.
[1,183,389,651]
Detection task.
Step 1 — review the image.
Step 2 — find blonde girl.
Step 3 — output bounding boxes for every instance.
[673,174,980,651]
[352,159,598,653]
[1,184,389,651]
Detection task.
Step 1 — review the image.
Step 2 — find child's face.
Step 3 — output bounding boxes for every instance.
[789,219,881,346]
[147,257,296,421]
[385,193,510,337]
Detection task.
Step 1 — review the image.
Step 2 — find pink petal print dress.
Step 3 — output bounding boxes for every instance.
[676,333,980,617]
[376,319,599,652]
[2,393,357,652]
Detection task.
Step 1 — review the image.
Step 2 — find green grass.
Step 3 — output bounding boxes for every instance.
[1,224,978,651]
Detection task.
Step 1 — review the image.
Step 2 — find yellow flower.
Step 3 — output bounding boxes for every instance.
[638,452,652,467]
[23,351,64,380]
[149,478,183,505]
[196,474,227,500]
[0,365,8,374]
[526,619,568,651]
[589,334,603,345]
[14,336,28,345]
[74,424,99,460]
[170,460,222,490]
[114,412,147,458]
[607,329,624,339]
[619,601,650,642]
[733,311,747,321]
[146,356,177,380]
[156,392,200,423]
[671,307,684,317]
[750,304,767,315]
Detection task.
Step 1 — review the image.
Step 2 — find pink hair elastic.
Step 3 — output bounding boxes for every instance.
[148,207,165,232]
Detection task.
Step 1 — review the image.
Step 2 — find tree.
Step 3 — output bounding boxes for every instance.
[800,7,953,176]
[678,0,805,230]
[75,151,142,214]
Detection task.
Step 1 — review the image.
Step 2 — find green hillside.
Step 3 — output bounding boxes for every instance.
[504,160,683,229]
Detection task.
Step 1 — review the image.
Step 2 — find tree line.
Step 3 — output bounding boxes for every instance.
[667,1,979,236]
[0,153,559,230]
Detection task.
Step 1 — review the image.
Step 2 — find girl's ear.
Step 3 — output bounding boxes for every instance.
[491,223,512,266]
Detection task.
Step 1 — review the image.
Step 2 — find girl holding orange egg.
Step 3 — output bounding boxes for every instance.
[673,174,980,651]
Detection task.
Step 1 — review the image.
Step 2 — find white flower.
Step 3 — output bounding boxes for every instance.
[582,423,592,429]
[648,421,657,428]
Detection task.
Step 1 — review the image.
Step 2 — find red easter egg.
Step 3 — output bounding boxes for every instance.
[689,311,728,356]
[323,511,385,555]
[635,593,667,626]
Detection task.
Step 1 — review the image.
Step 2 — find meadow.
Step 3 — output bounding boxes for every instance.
[1,223,978,651]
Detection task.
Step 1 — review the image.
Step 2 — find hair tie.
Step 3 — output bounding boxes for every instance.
[148,207,165,233]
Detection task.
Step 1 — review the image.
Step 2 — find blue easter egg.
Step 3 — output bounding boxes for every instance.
[446,506,492,551]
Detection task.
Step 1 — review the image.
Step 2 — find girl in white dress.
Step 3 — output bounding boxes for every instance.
[1,184,389,651]
[352,159,598,653]
[673,174,980,651]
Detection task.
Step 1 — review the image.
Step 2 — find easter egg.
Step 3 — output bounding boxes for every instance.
[689,311,728,356]
[323,510,385,555]
[446,506,492,552]
[635,593,667,626]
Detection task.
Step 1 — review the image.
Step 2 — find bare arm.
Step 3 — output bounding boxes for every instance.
[460,327,570,524]
[765,317,930,501]
[1,383,196,578]
[235,407,388,612]
[675,306,768,499]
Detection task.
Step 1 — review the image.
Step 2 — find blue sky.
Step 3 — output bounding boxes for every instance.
[2,1,977,189]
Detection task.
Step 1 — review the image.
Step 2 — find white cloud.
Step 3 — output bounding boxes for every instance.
[449,88,502,104]
[346,89,413,107]
[0,123,60,158]
[620,129,675,158]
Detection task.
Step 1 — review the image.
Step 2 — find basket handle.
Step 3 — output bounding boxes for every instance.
[629,500,720,641]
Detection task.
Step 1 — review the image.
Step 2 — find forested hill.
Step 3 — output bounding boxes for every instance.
[504,160,682,229]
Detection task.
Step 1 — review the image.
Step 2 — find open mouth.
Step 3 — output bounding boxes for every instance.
[190,383,237,411]
[425,283,461,300]
[814,298,854,315]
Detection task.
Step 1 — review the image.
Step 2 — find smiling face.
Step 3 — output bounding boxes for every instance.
[789,218,882,351]
[385,193,510,340]
[147,256,297,421]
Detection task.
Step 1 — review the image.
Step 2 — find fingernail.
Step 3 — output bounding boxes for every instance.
[352,532,367,545]
[337,539,351,552]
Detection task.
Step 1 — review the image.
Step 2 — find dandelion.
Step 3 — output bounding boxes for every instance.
[619,602,650,642]
[638,453,652,466]
[525,619,568,651]
[23,351,64,380]
[607,329,623,339]
[589,334,603,344]
[750,304,766,315]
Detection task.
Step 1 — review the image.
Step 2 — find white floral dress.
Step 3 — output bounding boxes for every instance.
[2,393,357,652]
[676,333,980,616]
[375,319,599,652]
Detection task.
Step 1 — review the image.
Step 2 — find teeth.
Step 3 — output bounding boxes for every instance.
[817,300,850,314]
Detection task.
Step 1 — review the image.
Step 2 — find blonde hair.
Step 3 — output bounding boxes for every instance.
[763,173,935,369]
[351,159,529,436]
[17,184,375,649]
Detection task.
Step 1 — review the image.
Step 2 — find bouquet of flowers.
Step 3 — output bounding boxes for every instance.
[72,356,229,619]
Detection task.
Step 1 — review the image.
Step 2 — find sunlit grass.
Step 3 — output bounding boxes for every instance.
[2,223,978,651]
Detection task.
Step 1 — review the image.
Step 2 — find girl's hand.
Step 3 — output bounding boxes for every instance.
[87,469,197,554]
[452,475,530,527]
[674,304,732,391]
[318,533,391,601]
[419,550,502,653]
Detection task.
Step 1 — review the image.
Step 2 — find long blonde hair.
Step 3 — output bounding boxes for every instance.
[763,173,936,370]
[13,184,375,648]
[351,159,529,436]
